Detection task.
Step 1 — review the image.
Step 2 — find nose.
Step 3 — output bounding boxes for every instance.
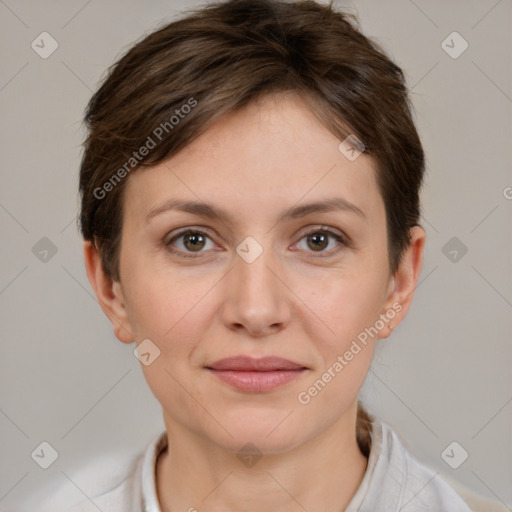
[220,238,291,338]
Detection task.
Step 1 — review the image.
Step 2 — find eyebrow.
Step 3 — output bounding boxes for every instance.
[145,197,366,224]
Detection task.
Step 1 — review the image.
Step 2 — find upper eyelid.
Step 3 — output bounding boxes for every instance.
[167,225,344,240]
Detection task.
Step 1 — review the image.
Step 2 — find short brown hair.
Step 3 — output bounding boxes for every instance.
[79,0,424,281]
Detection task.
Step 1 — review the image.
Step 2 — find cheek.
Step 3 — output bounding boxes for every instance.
[297,267,387,349]
[126,273,216,409]
[294,277,381,416]
[126,272,212,342]
[122,260,233,393]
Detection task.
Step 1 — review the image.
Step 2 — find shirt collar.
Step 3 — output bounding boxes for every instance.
[141,430,168,512]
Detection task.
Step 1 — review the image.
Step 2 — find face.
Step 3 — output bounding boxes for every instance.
[91,92,420,454]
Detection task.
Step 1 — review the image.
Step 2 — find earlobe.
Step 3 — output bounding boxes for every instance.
[379,226,426,339]
[83,241,134,344]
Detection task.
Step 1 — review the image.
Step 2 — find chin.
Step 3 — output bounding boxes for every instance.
[204,410,309,455]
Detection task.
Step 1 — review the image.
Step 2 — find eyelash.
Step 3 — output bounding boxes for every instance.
[165,226,348,259]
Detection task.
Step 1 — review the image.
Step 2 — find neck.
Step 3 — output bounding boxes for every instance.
[156,403,369,512]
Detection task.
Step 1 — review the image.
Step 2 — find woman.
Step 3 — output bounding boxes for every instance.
[72,0,474,510]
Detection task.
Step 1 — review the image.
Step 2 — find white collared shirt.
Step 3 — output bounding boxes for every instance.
[58,416,472,511]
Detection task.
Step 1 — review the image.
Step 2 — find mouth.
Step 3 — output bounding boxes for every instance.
[205,356,308,392]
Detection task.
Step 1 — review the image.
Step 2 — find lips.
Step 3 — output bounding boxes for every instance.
[206,355,307,372]
[205,356,308,392]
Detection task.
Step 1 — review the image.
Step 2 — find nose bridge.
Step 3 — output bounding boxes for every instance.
[222,234,290,334]
[235,234,280,300]
[237,239,276,291]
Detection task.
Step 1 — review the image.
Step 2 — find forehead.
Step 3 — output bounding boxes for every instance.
[123,93,384,227]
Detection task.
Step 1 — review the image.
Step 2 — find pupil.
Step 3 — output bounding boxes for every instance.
[186,233,204,251]
[309,233,327,251]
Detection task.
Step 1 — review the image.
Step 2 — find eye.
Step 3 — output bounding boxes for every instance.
[165,226,348,259]
[294,227,347,255]
[166,229,216,257]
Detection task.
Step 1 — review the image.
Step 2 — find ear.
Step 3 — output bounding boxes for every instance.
[378,225,426,339]
[83,240,134,344]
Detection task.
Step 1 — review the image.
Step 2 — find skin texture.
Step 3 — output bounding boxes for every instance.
[84,92,425,511]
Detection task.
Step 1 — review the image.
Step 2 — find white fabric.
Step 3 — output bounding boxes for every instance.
[59,417,474,511]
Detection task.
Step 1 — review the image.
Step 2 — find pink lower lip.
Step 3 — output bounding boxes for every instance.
[207,369,306,392]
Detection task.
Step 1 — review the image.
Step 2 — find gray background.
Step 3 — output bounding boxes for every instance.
[0,0,511,510]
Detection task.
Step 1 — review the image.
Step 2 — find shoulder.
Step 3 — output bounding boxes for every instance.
[50,451,145,512]
[47,429,167,512]
[361,418,473,511]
